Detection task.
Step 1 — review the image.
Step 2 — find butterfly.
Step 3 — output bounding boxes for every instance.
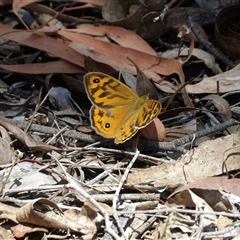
[84,72,161,144]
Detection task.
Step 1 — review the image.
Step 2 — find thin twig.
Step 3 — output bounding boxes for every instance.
[25,86,44,132]
[47,152,120,240]
[120,208,240,218]
[112,149,140,239]
[186,14,236,68]
[1,118,239,153]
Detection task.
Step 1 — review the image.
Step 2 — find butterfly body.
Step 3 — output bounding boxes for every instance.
[84,72,161,143]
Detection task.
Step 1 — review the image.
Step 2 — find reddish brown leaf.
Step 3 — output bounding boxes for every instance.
[140,118,166,142]
[0,60,84,74]
[0,23,85,68]
[69,26,156,55]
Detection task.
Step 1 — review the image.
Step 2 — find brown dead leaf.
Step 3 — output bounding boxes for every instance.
[13,0,100,29]
[215,5,240,59]
[168,178,234,211]
[186,63,240,94]
[128,57,158,99]
[177,176,240,198]
[168,190,217,226]
[126,131,240,187]
[0,119,62,152]
[102,0,143,30]
[0,22,192,110]
[70,25,157,55]
[0,23,85,68]
[140,118,165,142]
[217,215,233,231]
[201,94,232,121]
[169,186,232,212]
[59,29,185,80]
[0,225,15,240]
[58,30,193,109]
[13,0,40,29]
[0,60,83,74]
[0,123,15,166]
[0,202,19,223]
[201,94,236,133]
[0,125,12,144]
[11,224,48,238]
[64,202,98,236]
[16,198,80,232]
[0,136,14,165]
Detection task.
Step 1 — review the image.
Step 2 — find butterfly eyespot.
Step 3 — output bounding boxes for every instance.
[105,122,111,129]
[93,78,100,83]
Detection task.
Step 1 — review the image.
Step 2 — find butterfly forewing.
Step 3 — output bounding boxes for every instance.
[84,72,138,108]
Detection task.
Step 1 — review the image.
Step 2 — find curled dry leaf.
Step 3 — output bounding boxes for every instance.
[169,176,240,208]
[63,206,97,236]
[168,190,217,227]
[215,4,240,59]
[16,198,80,231]
[140,118,166,142]
[201,94,232,121]
[201,94,239,135]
